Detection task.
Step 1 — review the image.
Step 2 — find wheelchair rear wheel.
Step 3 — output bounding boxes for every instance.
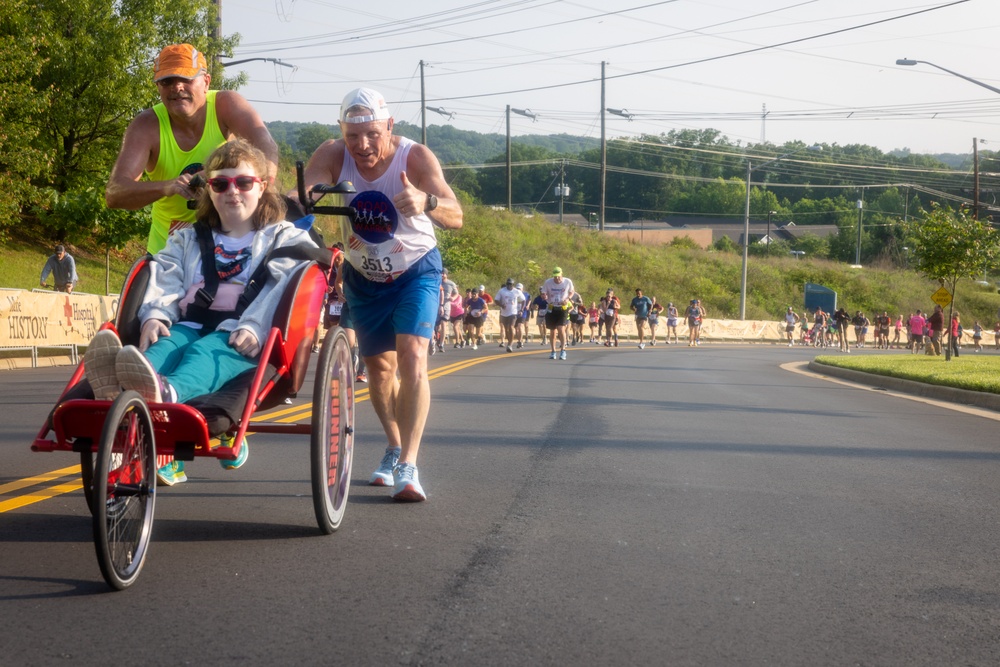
[92,391,157,590]
[310,327,354,534]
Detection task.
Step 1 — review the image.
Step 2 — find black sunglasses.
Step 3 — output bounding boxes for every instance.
[207,175,262,193]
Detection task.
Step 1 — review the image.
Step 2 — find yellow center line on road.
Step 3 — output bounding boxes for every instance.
[1,348,558,512]
[0,464,82,495]
[0,480,85,513]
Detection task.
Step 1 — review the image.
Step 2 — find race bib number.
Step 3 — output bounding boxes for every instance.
[471,309,482,317]
[328,302,343,316]
[360,254,394,277]
[606,308,616,317]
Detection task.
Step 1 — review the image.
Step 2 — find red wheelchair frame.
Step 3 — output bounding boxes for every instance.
[30,168,358,590]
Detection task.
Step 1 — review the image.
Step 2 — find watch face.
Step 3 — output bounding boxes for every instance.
[427,194,438,211]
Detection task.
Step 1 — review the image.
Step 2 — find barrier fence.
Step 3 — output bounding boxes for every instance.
[1,287,870,369]
[1,289,118,369]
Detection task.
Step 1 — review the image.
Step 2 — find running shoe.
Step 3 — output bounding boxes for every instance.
[156,460,187,486]
[638,343,645,349]
[216,433,249,470]
[116,345,174,403]
[549,351,557,360]
[391,462,426,502]
[370,447,401,486]
[516,341,523,349]
[506,345,512,353]
[559,349,567,361]
[472,343,478,350]
[84,329,122,400]
[356,372,368,383]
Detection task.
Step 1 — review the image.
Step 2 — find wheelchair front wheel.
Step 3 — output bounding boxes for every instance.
[310,328,354,534]
[79,443,96,515]
[92,391,157,590]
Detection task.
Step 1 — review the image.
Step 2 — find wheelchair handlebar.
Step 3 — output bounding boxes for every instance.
[296,161,357,222]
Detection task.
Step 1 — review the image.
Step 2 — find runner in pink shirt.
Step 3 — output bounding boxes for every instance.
[908,310,926,354]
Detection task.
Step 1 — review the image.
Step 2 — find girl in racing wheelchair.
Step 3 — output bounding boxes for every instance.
[83,138,319,485]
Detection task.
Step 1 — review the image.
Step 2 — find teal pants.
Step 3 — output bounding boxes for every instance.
[143,325,257,403]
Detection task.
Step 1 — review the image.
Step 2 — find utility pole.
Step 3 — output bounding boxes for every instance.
[558,158,566,224]
[599,61,606,232]
[973,137,980,220]
[506,105,512,211]
[420,61,427,146]
[855,194,864,266]
[211,0,222,69]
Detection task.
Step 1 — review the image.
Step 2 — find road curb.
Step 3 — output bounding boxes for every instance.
[807,360,1000,413]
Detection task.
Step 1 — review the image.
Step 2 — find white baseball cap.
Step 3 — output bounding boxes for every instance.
[515,282,523,290]
[340,87,391,124]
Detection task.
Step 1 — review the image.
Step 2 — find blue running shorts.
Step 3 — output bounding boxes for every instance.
[342,248,442,357]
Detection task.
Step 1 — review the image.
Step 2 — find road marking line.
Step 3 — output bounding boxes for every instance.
[783,360,1000,422]
[0,480,84,512]
[0,464,81,495]
[3,348,556,512]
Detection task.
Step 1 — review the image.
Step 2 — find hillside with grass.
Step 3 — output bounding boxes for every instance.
[5,197,1000,327]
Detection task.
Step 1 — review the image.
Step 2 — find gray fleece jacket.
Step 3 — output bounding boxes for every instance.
[138,221,319,350]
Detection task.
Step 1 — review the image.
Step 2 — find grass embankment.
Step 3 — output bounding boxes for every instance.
[4,197,1000,326]
[1,222,145,296]
[814,354,1000,394]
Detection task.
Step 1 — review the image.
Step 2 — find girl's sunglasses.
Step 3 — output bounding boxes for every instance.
[207,175,262,193]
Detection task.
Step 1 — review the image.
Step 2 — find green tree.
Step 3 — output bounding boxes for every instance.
[4,0,240,239]
[296,123,337,159]
[906,203,1000,360]
[0,5,50,240]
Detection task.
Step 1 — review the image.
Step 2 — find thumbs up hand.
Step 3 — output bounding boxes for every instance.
[393,170,426,217]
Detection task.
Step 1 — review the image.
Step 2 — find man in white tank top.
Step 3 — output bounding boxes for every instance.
[300,88,463,502]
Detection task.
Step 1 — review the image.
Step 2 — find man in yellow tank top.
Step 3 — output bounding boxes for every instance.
[106,44,279,253]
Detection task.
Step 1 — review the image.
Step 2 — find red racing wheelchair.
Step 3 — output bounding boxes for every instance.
[30,165,358,590]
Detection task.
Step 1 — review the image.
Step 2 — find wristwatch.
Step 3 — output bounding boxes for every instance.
[425,193,438,212]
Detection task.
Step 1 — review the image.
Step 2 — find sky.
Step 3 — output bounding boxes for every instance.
[223,0,1000,156]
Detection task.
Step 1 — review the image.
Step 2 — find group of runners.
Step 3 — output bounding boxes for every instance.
[429,275,708,353]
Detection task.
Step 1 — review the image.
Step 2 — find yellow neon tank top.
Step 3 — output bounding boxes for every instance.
[146,90,226,253]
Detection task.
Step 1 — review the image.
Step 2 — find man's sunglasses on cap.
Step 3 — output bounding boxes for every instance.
[207,175,263,193]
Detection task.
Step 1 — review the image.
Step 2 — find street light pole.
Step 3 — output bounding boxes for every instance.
[895,59,1000,95]
[766,210,776,255]
[855,197,864,266]
[740,159,753,320]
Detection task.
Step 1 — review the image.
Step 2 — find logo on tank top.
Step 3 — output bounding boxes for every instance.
[350,190,397,244]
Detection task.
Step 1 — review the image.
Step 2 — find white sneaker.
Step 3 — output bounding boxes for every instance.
[116,345,172,403]
[391,462,426,502]
[84,329,122,400]
[369,448,400,486]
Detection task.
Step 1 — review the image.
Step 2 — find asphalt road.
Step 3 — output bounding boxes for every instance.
[3,342,1000,666]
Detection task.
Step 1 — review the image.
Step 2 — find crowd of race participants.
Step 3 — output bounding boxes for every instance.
[316,265,711,360]
[783,305,999,356]
[89,43,1000,501]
